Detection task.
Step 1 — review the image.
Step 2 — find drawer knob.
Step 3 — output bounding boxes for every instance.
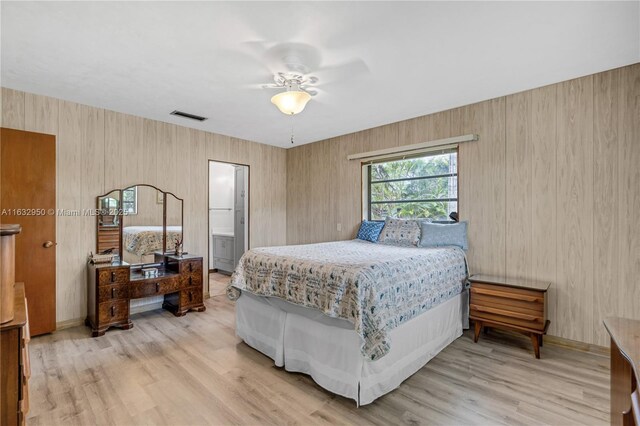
[189,291,193,302]
[189,263,193,272]
[111,288,116,299]
[111,271,116,282]
[110,306,115,317]
[155,283,160,293]
[189,276,192,286]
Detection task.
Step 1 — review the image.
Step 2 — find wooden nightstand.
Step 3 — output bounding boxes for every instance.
[469,275,551,359]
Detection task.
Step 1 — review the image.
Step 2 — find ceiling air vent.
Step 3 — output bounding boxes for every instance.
[170,110,208,122]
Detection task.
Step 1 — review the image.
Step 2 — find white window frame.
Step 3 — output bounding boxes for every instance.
[361,147,458,222]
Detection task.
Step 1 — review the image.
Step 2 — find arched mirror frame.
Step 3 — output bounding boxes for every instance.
[96,184,184,259]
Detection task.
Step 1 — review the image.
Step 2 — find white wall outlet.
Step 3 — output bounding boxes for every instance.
[337,223,342,232]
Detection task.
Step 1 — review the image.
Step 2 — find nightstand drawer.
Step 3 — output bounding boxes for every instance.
[470,283,544,302]
[470,303,545,331]
[470,287,543,313]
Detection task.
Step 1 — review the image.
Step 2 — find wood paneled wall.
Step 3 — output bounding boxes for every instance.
[1,89,287,325]
[286,63,640,347]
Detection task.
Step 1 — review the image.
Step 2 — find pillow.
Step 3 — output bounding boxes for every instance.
[378,218,421,246]
[419,221,468,251]
[356,220,385,243]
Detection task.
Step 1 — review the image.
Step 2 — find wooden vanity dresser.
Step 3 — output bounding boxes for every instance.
[86,253,205,337]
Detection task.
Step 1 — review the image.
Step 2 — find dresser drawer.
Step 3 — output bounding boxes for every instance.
[97,268,129,286]
[180,259,203,275]
[21,342,31,380]
[180,273,202,289]
[130,276,181,299]
[98,283,129,302]
[98,299,129,325]
[180,287,203,308]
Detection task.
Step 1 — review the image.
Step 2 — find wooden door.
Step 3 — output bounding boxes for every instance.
[1,128,56,335]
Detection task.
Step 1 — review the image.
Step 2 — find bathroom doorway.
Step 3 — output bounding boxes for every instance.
[208,160,249,296]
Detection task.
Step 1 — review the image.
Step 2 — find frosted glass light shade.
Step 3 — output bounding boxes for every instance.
[271,90,311,115]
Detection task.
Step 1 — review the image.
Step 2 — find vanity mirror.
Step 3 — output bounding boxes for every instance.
[97,189,121,254]
[95,184,184,264]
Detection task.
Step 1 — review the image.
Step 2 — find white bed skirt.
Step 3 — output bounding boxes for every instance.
[236,289,469,405]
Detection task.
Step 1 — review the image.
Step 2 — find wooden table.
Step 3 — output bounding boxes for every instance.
[604,317,640,426]
[469,274,550,359]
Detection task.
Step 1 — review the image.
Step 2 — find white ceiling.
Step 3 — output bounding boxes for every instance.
[2,2,639,148]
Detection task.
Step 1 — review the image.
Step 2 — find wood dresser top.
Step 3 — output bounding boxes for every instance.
[0,224,21,236]
[469,274,551,292]
[604,317,640,382]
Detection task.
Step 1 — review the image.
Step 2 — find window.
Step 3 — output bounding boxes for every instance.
[122,187,137,215]
[365,149,458,222]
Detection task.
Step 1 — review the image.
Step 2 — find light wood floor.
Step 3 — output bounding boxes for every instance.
[209,272,231,297]
[27,293,610,426]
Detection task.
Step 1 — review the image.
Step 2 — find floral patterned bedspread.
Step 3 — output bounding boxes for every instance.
[123,226,182,255]
[229,240,468,360]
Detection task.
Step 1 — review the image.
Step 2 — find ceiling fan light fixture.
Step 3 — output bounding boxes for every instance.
[271,89,311,115]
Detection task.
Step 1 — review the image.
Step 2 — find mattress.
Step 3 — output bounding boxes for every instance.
[230,239,468,360]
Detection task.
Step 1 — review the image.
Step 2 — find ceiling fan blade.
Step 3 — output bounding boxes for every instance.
[240,83,281,90]
[312,58,369,84]
[240,40,271,58]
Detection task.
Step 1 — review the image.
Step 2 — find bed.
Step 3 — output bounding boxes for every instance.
[122,225,182,263]
[228,239,469,405]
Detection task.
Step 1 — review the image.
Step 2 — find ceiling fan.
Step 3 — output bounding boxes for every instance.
[262,71,318,115]
[243,42,369,115]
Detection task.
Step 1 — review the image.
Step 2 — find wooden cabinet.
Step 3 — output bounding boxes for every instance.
[212,235,234,273]
[86,264,132,337]
[469,275,550,358]
[603,317,640,426]
[86,255,206,337]
[1,283,30,425]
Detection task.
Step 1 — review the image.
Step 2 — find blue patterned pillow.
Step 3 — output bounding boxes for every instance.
[356,221,385,243]
[378,217,421,246]
[419,221,468,250]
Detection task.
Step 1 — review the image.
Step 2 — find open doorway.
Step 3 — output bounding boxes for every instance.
[208,160,249,296]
